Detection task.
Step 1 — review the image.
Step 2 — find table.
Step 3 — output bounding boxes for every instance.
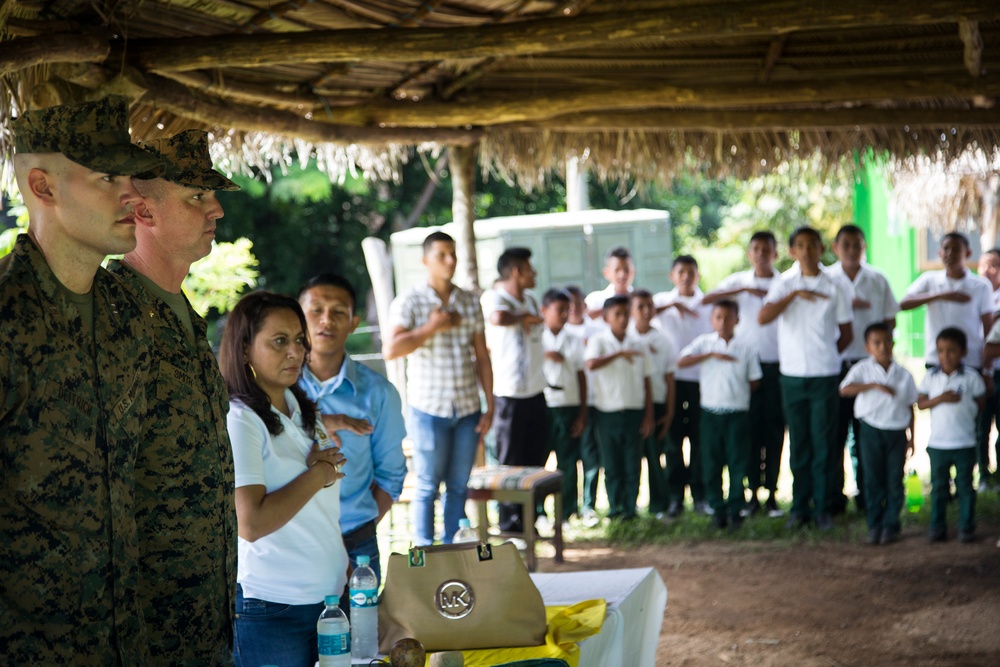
[530,567,667,667]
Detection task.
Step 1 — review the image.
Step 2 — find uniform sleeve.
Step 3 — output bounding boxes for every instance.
[747,348,763,382]
[370,383,408,500]
[679,334,707,359]
[388,291,415,330]
[584,290,605,311]
[480,289,507,319]
[917,371,932,395]
[660,334,678,375]
[840,362,865,389]
[880,274,900,318]
[228,404,269,488]
[902,372,919,406]
[835,279,853,324]
[903,272,931,299]
[987,320,1000,344]
[584,335,604,361]
[762,276,789,305]
[977,280,994,316]
[969,371,986,398]
[714,273,739,293]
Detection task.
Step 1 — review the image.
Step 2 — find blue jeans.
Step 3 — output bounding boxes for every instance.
[407,406,481,546]
[234,584,324,667]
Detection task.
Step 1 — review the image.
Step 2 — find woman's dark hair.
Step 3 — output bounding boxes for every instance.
[219,291,318,438]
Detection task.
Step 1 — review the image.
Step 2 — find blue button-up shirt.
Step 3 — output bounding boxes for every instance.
[299,357,407,534]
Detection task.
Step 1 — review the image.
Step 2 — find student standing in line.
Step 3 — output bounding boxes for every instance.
[704,231,784,518]
[678,300,762,529]
[655,255,713,517]
[540,288,588,524]
[629,289,676,518]
[917,327,985,543]
[827,225,900,516]
[759,227,853,531]
[584,296,654,520]
[585,246,636,320]
[977,248,1000,491]
[839,323,917,545]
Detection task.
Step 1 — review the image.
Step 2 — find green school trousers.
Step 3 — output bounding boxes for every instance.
[780,374,839,519]
[592,409,644,518]
[700,410,750,518]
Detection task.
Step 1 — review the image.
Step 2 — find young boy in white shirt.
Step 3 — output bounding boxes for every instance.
[629,289,676,517]
[828,225,900,516]
[917,327,986,543]
[977,248,1000,491]
[541,288,588,524]
[705,230,784,517]
[655,255,713,517]
[585,246,635,320]
[759,227,853,531]
[584,295,654,520]
[839,322,917,546]
[678,300,762,529]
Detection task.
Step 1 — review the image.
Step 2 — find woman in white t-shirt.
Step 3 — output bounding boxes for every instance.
[219,291,348,667]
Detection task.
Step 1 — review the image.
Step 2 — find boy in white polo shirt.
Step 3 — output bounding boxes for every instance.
[839,322,917,546]
[585,295,654,520]
[678,300,762,529]
[541,288,588,523]
[629,289,676,517]
[655,255,713,517]
[759,227,853,531]
[917,327,985,543]
[704,230,784,517]
[828,224,900,516]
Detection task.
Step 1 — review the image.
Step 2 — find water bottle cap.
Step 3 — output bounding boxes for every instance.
[459,518,471,528]
[324,594,339,606]
[357,555,370,566]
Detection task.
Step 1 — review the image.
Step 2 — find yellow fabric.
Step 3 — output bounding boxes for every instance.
[423,599,607,667]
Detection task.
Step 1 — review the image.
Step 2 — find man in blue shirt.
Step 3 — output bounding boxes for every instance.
[298,273,407,583]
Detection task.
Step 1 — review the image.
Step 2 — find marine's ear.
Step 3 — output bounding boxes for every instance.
[133,200,155,228]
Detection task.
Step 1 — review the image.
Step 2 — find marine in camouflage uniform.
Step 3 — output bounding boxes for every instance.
[107,130,241,666]
[0,97,162,665]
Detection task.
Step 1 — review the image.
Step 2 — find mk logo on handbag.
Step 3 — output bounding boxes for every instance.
[435,580,475,619]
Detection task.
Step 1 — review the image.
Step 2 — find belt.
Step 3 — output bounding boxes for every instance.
[341,519,377,551]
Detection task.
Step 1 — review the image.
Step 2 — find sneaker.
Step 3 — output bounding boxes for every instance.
[879,528,899,545]
[580,508,601,528]
[815,513,835,532]
[665,500,683,519]
[740,497,761,518]
[958,531,976,543]
[866,528,881,545]
[693,501,715,516]
[928,528,948,543]
[764,496,785,518]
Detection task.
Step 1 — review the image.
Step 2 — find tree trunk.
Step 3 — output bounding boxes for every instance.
[450,144,480,293]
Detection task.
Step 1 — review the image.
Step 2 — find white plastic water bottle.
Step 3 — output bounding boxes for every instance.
[453,517,479,543]
[317,594,351,667]
[349,555,379,660]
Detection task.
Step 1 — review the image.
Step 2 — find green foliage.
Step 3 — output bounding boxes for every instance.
[183,238,259,317]
[1,191,28,255]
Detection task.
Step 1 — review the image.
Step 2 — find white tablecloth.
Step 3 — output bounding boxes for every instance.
[530,567,667,667]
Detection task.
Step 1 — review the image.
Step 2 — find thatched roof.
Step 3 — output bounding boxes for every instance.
[2,0,1000,192]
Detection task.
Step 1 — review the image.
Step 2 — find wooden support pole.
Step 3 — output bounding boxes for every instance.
[122,0,1000,72]
[450,144,480,293]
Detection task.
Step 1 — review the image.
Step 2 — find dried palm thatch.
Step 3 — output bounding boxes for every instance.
[2,0,1000,228]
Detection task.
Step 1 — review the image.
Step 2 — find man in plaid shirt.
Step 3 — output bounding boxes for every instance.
[384,231,494,545]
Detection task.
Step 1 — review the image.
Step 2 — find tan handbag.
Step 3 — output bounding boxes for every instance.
[377,542,547,652]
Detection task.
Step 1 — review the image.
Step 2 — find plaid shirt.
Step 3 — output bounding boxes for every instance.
[389,283,485,418]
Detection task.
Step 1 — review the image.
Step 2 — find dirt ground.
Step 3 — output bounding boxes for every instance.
[540,523,1000,666]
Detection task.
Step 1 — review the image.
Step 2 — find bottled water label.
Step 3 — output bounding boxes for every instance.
[318,631,350,655]
[350,587,378,608]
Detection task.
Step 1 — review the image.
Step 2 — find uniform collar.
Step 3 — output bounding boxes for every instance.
[302,357,357,397]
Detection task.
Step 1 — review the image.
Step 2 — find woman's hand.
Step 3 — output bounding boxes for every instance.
[306,441,347,487]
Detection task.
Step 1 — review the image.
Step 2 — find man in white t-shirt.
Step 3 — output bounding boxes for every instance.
[481,247,547,533]
[827,225,900,516]
[760,227,853,531]
[704,230,784,517]
[654,255,713,517]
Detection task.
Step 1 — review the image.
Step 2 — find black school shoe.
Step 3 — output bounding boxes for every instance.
[814,513,835,531]
[866,528,881,545]
[712,513,728,529]
[928,527,948,542]
[880,528,900,545]
[785,513,809,530]
[958,531,976,543]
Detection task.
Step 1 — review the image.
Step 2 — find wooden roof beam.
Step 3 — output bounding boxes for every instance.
[758,36,787,84]
[0,34,108,75]
[131,72,483,145]
[960,20,985,78]
[122,0,1000,72]
[327,72,1000,127]
[519,108,1000,131]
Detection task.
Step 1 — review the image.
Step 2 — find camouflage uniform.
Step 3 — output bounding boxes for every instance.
[108,259,238,667]
[0,235,154,665]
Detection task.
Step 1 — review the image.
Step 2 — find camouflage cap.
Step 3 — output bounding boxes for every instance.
[139,130,240,191]
[11,95,163,176]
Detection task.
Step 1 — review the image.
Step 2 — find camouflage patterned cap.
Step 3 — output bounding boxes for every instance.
[139,130,240,191]
[11,95,163,176]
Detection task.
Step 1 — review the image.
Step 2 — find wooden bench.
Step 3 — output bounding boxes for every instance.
[466,466,564,572]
